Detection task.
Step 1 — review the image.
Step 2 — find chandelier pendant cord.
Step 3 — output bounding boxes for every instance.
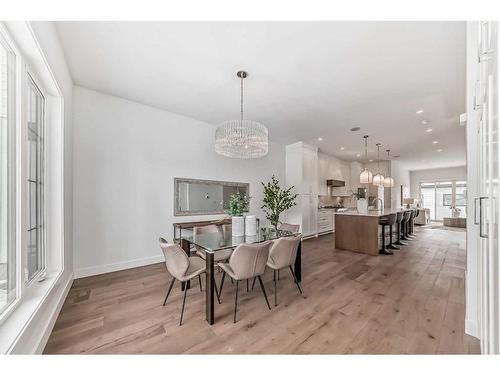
[240,75,244,121]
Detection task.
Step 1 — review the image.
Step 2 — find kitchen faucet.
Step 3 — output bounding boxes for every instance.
[375,198,383,211]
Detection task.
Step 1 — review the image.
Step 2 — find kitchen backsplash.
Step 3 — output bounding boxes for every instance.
[318,195,356,208]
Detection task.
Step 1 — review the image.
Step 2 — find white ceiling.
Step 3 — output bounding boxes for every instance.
[55,21,466,171]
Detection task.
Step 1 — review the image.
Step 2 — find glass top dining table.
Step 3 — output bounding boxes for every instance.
[179,227,302,325]
[181,227,296,252]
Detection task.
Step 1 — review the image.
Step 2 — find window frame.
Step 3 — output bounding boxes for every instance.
[0,27,19,322]
[419,178,468,221]
[25,71,46,285]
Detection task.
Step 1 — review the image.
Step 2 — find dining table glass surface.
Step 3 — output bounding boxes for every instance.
[181,227,296,253]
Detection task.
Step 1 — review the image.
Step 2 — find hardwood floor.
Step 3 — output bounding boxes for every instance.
[44,226,480,354]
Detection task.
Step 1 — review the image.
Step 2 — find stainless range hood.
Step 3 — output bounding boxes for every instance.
[326,179,345,187]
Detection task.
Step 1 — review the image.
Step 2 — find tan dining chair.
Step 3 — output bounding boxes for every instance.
[278,223,300,233]
[266,235,303,306]
[159,237,206,325]
[217,241,273,323]
[194,224,232,263]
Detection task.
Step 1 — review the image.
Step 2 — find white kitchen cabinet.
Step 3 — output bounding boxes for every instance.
[317,209,334,234]
[285,142,319,238]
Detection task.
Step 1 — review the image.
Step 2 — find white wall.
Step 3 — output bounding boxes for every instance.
[410,166,467,199]
[391,160,411,208]
[72,86,285,278]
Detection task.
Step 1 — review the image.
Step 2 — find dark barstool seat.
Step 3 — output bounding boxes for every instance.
[394,211,407,246]
[378,215,394,255]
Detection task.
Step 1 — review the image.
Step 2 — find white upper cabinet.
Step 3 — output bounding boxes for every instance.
[286,142,318,195]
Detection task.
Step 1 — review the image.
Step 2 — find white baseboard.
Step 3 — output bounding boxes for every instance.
[465,318,480,340]
[34,272,74,354]
[74,255,164,279]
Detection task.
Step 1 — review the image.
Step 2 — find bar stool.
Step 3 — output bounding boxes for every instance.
[378,215,394,255]
[401,210,412,241]
[394,211,407,246]
[386,213,399,250]
[409,209,417,237]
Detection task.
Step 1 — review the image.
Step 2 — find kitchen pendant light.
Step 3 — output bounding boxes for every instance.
[383,149,395,188]
[372,143,385,186]
[215,70,268,159]
[359,135,373,184]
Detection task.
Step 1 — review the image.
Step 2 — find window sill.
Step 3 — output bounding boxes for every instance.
[0,269,71,354]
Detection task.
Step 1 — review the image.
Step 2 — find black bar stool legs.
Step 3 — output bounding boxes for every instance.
[394,211,407,246]
[378,215,394,255]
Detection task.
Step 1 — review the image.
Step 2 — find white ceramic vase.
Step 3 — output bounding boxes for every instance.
[232,216,245,237]
[245,215,257,236]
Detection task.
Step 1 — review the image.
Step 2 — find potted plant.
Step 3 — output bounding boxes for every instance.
[450,205,461,218]
[228,192,250,237]
[261,175,298,232]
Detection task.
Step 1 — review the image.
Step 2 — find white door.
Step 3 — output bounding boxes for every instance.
[476,21,500,355]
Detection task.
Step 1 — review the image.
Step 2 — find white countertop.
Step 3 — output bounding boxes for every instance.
[334,208,409,217]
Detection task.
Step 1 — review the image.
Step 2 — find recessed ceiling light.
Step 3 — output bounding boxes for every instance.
[340,146,345,150]
[421,119,429,125]
[369,159,373,162]
[416,109,424,115]
[432,140,439,144]
[426,128,433,132]
[356,153,361,157]
[350,127,361,132]
[318,137,323,141]
[437,149,443,153]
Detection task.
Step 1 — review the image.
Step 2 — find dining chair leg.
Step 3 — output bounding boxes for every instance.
[278,270,280,280]
[274,270,277,307]
[163,277,175,306]
[247,279,249,292]
[179,283,188,326]
[198,274,203,292]
[251,277,256,290]
[289,266,303,294]
[233,280,239,323]
[218,271,226,304]
[257,275,271,310]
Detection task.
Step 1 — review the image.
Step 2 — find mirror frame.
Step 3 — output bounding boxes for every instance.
[174,177,250,216]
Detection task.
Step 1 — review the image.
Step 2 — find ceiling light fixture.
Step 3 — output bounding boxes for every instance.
[426,128,433,132]
[215,70,268,158]
[359,135,373,184]
[432,140,439,144]
[318,137,323,141]
[340,146,345,150]
[350,126,361,132]
[372,143,385,186]
[416,109,424,115]
[437,149,443,153]
[383,150,394,188]
[421,119,429,125]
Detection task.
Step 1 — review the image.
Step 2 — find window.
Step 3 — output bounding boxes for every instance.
[26,75,45,282]
[420,180,467,221]
[0,34,16,314]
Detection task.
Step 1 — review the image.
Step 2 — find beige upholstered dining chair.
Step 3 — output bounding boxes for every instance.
[278,223,300,233]
[194,224,232,262]
[266,235,303,306]
[159,237,206,325]
[217,241,273,323]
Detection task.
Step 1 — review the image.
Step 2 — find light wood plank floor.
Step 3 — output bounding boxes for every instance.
[44,226,480,354]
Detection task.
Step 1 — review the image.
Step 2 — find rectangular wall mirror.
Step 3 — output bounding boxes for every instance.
[174,178,250,216]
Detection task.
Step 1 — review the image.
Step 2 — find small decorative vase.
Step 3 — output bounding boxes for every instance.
[357,198,368,213]
[245,215,257,236]
[232,216,245,237]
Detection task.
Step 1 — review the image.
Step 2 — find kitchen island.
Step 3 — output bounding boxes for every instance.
[334,209,407,255]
